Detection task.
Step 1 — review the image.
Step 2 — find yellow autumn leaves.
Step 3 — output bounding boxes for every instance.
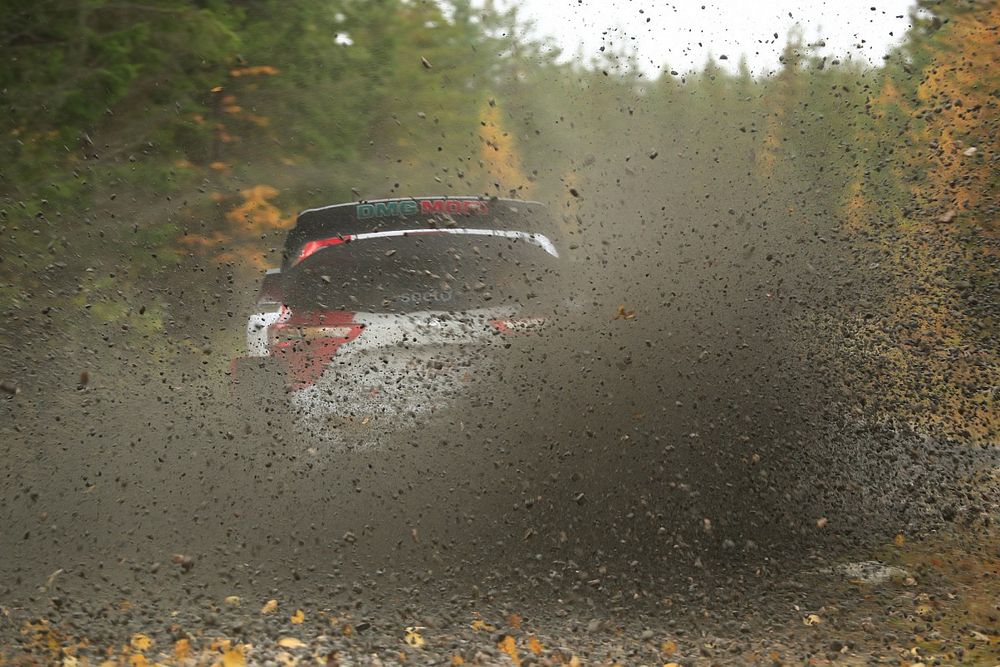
[494,632,546,666]
[179,185,296,270]
[17,595,693,667]
[404,626,426,648]
[14,611,692,667]
[840,2,1000,442]
[479,99,533,198]
[259,599,304,625]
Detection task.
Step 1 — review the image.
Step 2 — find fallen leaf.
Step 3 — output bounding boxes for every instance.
[936,209,957,223]
[895,533,906,547]
[261,599,278,614]
[470,619,495,632]
[804,613,822,626]
[222,645,246,667]
[130,633,153,651]
[224,595,241,606]
[290,609,305,624]
[174,638,191,660]
[278,637,306,649]
[404,626,425,648]
[816,517,829,528]
[528,636,544,655]
[497,635,520,666]
[661,639,678,655]
[613,304,636,320]
[508,613,522,630]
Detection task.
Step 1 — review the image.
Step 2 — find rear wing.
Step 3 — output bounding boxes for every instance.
[282,196,551,268]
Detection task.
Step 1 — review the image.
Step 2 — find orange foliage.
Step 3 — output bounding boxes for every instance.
[229,65,280,77]
[911,4,999,220]
[177,185,293,271]
[225,185,295,232]
[842,2,1000,441]
[841,180,872,236]
[479,100,533,197]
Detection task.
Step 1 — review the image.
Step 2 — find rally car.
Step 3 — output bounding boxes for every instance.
[232,196,561,447]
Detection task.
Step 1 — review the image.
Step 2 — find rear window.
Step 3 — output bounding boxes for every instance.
[283,232,560,314]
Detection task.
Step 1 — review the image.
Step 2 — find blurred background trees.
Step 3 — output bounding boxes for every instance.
[0,0,995,437]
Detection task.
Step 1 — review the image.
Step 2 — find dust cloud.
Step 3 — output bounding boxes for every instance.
[1,113,972,619]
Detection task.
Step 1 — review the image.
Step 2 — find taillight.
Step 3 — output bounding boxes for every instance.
[296,236,346,264]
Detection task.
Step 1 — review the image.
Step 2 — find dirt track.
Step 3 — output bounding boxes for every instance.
[2,137,999,665]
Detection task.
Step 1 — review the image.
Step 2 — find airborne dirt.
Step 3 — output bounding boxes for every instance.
[2,136,998,666]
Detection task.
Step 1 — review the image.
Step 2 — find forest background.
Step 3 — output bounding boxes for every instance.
[1,0,996,438]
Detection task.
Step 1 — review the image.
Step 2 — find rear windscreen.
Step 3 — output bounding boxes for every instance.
[283,233,560,314]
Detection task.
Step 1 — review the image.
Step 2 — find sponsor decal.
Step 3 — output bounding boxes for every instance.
[356,199,489,220]
[398,290,453,305]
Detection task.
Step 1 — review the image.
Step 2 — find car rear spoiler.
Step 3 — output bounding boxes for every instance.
[283,197,552,268]
[258,268,284,305]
